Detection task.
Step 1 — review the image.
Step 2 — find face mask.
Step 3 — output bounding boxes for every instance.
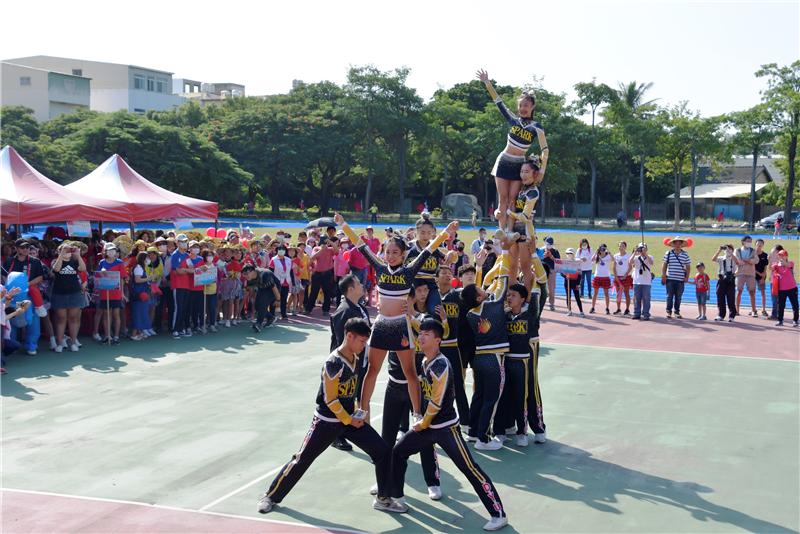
[277,250,286,257]
[191,247,200,255]
[545,244,552,249]
[106,251,117,259]
[743,242,752,247]
[158,245,167,253]
[205,256,213,264]
[178,242,188,250]
[145,259,151,266]
[581,244,588,249]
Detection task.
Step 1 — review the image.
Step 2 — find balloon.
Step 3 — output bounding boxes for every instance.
[685,238,694,248]
[343,250,351,261]
[139,292,150,302]
[206,227,216,237]
[662,237,672,246]
[216,228,228,239]
[5,272,33,326]
[451,278,460,288]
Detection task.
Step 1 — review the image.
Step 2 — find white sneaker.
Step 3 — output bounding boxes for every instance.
[483,516,509,531]
[70,343,79,352]
[579,312,586,318]
[714,316,724,322]
[54,345,63,353]
[26,349,37,356]
[256,493,273,514]
[369,483,378,496]
[427,485,442,501]
[210,325,218,333]
[225,320,231,328]
[75,339,82,347]
[496,434,509,443]
[92,333,102,342]
[566,311,573,316]
[49,337,58,350]
[373,496,409,513]
[464,435,478,442]
[475,438,503,451]
[515,434,529,447]
[534,432,547,444]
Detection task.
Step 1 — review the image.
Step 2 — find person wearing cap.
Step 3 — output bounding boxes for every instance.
[539,236,560,312]
[170,234,191,338]
[153,237,172,333]
[94,243,128,344]
[711,244,737,322]
[180,241,206,333]
[628,243,654,320]
[661,237,691,319]
[2,239,46,354]
[734,235,758,317]
[145,246,164,336]
[771,250,798,327]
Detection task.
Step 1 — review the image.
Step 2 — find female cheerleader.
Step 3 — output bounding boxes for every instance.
[334,213,458,419]
[476,68,549,232]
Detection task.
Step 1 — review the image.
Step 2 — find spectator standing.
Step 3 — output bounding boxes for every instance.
[629,243,654,320]
[470,228,488,256]
[1,239,44,354]
[561,248,584,317]
[734,236,758,317]
[612,241,632,315]
[269,245,293,320]
[590,244,612,315]
[540,236,560,311]
[767,245,785,319]
[772,250,798,326]
[661,237,691,319]
[369,204,379,224]
[305,236,338,316]
[50,242,87,352]
[712,244,737,322]
[577,238,593,298]
[691,262,710,320]
[130,251,153,341]
[754,239,770,317]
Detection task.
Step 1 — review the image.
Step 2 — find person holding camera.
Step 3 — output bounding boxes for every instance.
[661,237,691,319]
[612,241,632,315]
[590,244,612,314]
[734,236,758,317]
[629,243,654,320]
[50,243,87,352]
[712,244,737,322]
[305,235,339,316]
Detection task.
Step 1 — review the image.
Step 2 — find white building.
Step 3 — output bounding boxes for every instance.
[3,55,184,114]
[1,62,90,122]
[172,78,245,106]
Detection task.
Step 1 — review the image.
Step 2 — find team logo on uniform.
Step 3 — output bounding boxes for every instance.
[478,318,491,334]
[401,336,409,347]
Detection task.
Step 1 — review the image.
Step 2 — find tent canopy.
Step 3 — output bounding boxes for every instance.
[667,183,769,200]
[65,154,218,222]
[0,146,128,225]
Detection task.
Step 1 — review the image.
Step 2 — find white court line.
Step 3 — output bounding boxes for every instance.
[199,411,387,511]
[545,341,799,363]
[1,487,368,534]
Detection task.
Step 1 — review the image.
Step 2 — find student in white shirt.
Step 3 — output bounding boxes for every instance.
[612,241,633,315]
[590,244,612,314]
[577,238,593,298]
[629,243,654,320]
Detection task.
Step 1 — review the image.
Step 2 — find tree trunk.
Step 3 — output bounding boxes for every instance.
[397,137,408,214]
[622,171,630,215]
[574,187,579,225]
[782,130,797,227]
[441,154,448,211]
[673,165,681,231]
[749,150,759,231]
[539,182,546,224]
[639,156,646,233]
[268,177,281,218]
[589,159,597,225]
[364,131,375,211]
[320,175,332,216]
[690,151,698,231]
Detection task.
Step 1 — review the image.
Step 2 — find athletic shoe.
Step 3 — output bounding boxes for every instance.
[251,322,262,333]
[54,345,63,353]
[642,316,651,321]
[130,334,143,341]
[728,316,735,322]
[464,435,478,442]
[427,485,442,501]
[748,311,757,317]
[775,321,784,326]
[26,349,37,356]
[548,304,555,311]
[266,316,277,327]
[49,337,58,350]
[172,331,181,339]
[75,339,82,347]
[475,438,503,451]
[483,516,509,531]
[613,309,621,315]
[111,337,120,345]
[256,494,274,514]
[373,497,409,513]
[674,312,682,319]
[624,309,630,315]
[761,310,769,317]
[579,312,586,318]
[332,437,353,451]
[496,434,509,443]
[232,319,239,326]
[515,434,529,447]
[714,316,723,321]
[793,321,799,327]
[209,325,218,333]
[369,483,378,496]
[224,320,231,328]
[589,308,595,314]
[631,315,641,320]
[70,343,79,352]
[566,311,573,317]
[183,330,193,337]
[92,333,102,342]
[534,432,547,444]
[666,312,672,318]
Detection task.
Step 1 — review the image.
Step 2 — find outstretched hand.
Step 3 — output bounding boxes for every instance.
[446,220,460,236]
[333,212,344,226]
[476,69,489,83]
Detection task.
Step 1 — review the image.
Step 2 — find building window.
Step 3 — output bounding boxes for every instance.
[133,108,146,113]
[134,74,145,90]
[72,69,82,76]
[147,76,155,92]
[20,76,31,86]
[156,78,167,93]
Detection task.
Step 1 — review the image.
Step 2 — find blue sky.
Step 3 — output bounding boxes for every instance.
[4,0,798,117]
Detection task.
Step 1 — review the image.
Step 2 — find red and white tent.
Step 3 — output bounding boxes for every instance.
[0,145,127,224]
[65,154,218,222]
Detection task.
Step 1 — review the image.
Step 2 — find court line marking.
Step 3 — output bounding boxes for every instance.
[1,487,368,534]
[200,410,387,511]
[545,341,799,363]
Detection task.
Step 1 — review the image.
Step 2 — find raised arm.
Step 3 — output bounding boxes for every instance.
[477,69,516,125]
[492,251,512,301]
[536,128,549,176]
[335,212,384,270]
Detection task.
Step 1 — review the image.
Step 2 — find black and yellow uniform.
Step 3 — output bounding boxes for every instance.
[329,297,371,400]
[406,241,446,315]
[467,254,510,443]
[391,353,506,519]
[510,185,539,237]
[497,306,539,436]
[490,98,545,181]
[265,350,391,504]
[340,224,449,351]
[440,288,470,426]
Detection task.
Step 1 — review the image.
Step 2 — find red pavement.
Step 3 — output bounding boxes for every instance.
[1,490,360,534]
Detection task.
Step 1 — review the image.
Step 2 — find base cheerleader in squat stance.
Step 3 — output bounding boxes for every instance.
[477,68,549,233]
[334,212,459,420]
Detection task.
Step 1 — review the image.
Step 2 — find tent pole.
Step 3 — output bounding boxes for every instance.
[99,221,104,236]
[214,218,219,231]
[130,222,135,237]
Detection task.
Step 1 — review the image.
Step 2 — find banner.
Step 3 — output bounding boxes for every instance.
[194,266,217,286]
[67,220,92,237]
[94,270,121,291]
[554,259,581,275]
[173,218,194,230]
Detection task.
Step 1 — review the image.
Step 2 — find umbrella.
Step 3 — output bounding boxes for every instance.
[305,217,336,230]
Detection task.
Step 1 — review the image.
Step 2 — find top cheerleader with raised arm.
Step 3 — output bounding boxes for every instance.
[333,212,459,420]
[476,69,549,232]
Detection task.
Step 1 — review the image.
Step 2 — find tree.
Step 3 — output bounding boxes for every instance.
[0,106,41,155]
[727,105,775,230]
[686,115,727,230]
[757,61,800,224]
[574,80,616,224]
[650,104,695,229]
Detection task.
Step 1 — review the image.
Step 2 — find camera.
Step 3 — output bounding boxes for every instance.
[636,246,644,253]
[720,245,727,251]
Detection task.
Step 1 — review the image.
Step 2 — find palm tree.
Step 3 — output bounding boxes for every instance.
[615,81,658,214]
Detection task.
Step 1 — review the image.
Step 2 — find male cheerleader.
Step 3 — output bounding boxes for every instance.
[258,318,407,514]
